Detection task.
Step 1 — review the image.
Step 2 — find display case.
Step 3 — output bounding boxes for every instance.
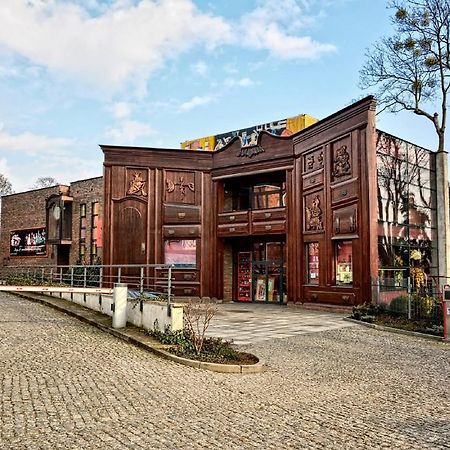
[335,240,353,285]
[237,251,252,301]
[306,242,319,285]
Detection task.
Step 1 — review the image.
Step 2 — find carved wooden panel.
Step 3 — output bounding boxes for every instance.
[126,168,148,198]
[331,180,358,205]
[302,148,324,174]
[163,225,200,238]
[251,207,286,222]
[332,204,358,236]
[112,198,147,265]
[252,220,286,235]
[217,211,249,225]
[163,205,201,224]
[303,170,324,191]
[303,191,324,233]
[164,170,196,204]
[217,223,249,237]
[331,136,352,183]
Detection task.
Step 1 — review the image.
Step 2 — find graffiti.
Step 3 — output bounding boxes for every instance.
[180,114,318,151]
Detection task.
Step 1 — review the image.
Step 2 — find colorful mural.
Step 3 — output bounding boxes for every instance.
[181,114,317,151]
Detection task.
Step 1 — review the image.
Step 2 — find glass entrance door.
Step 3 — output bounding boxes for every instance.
[252,242,285,303]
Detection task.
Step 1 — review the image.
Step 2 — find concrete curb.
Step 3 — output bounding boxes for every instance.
[343,317,447,343]
[11,291,266,374]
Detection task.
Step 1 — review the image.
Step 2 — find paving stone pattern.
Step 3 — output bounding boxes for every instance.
[1,293,450,449]
[207,303,354,345]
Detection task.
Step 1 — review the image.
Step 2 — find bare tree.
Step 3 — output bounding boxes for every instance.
[183,297,217,355]
[0,174,13,197]
[32,177,58,189]
[360,0,450,152]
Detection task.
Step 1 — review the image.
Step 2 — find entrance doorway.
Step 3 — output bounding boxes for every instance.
[235,240,285,303]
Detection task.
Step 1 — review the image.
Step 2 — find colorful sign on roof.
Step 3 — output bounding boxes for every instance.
[181,114,318,151]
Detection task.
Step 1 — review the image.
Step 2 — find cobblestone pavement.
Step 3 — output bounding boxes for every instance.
[208,303,354,345]
[1,293,450,450]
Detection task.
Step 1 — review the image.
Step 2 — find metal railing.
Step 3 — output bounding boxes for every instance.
[0,263,174,302]
[373,269,443,326]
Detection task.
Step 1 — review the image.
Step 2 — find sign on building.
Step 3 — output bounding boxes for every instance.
[10,228,47,256]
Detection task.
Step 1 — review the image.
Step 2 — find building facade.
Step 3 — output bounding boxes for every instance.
[0,97,444,307]
[0,177,103,267]
[101,97,386,305]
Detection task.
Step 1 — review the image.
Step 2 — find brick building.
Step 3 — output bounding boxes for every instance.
[1,97,448,306]
[0,176,103,267]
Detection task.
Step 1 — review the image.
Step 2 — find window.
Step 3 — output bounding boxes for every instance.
[79,203,86,261]
[251,182,286,209]
[335,240,353,285]
[91,202,99,263]
[222,173,286,212]
[164,239,196,267]
[306,242,319,285]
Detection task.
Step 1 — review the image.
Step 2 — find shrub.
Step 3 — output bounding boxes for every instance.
[351,302,384,321]
[389,295,410,315]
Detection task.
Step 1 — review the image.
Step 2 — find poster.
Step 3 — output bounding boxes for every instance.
[255,276,266,301]
[10,228,47,256]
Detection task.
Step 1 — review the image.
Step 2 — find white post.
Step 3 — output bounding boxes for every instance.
[112,283,128,328]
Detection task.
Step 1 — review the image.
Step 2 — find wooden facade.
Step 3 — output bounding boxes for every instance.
[101,97,378,305]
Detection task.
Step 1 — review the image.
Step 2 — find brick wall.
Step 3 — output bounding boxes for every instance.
[0,176,103,269]
[223,242,233,301]
[0,185,68,266]
[69,177,103,265]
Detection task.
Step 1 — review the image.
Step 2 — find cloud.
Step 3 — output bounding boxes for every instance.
[224,77,255,88]
[191,61,208,77]
[0,1,335,94]
[179,95,216,112]
[239,0,336,59]
[0,129,74,156]
[0,0,231,93]
[0,127,100,192]
[105,120,156,144]
[110,102,132,119]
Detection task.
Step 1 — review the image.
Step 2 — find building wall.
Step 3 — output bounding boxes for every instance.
[102,97,379,306]
[0,177,103,269]
[69,177,103,265]
[0,185,68,266]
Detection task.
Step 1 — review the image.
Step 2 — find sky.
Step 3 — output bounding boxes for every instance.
[0,0,445,193]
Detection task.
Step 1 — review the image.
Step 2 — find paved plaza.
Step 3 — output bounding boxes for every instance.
[1,292,450,450]
[208,302,354,345]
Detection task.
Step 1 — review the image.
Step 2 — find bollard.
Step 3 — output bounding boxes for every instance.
[444,299,450,342]
[112,283,128,329]
[442,286,450,341]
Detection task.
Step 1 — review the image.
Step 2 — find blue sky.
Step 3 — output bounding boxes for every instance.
[0,0,444,192]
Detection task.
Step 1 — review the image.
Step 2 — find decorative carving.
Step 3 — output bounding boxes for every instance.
[306,155,315,170]
[166,176,195,198]
[318,152,324,168]
[306,195,323,231]
[332,145,351,178]
[237,146,265,158]
[127,172,147,196]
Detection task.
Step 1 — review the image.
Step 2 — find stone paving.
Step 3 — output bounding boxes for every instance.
[1,292,450,449]
[207,302,355,345]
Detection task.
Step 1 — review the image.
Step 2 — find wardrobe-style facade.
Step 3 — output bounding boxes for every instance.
[102,97,378,306]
